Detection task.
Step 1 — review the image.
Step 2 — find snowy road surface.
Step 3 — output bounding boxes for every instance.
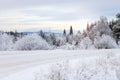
[0,49,119,79]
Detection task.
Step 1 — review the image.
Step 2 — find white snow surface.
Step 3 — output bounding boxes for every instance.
[0,49,120,80]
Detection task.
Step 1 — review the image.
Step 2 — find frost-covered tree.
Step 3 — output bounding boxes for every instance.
[66,26,76,45]
[38,30,47,40]
[89,16,112,41]
[78,37,94,49]
[67,34,75,45]
[69,26,73,35]
[0,33,14,51]
[47,33,57,45]
[14,34,50,50]
[116,13,120,19]
[112,13,120,44]
[63,29,66,36]
[109,20,117,30]
[86,23,90,31]
[82,30,88,38]
[55,29,67,46]
[94,34,118,49]
[56,36,66,46]
[75,30,82,45]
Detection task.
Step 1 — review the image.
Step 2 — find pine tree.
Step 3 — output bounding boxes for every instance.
[86,23,90,32]
[116,13,120,19]
[39,30,46,39]
[75,30,81,45]
[48,33,56,45]
[69,26,73,35]
[63,29,66,36]
[14,30,18,42]
[112,13,120,44]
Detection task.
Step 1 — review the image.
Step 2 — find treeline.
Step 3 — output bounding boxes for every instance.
[0,13,120,50]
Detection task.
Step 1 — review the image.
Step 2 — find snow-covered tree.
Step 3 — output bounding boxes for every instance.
[69,26,73,35]
[78,37,95,49]
[82,30,88,38]
[38,30,47,40]
[89,16,112,41]
[47,33,57,45]
[75,30,82,45]
[14,34,50,50]
[63,29,66,36]
[67,34,76,45]
[94,34,118,49]
[112,13,120,44]
[0,33,14,51]
[56,36,66,46]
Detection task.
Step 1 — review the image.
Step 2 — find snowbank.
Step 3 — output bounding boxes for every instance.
[0,49,120,80]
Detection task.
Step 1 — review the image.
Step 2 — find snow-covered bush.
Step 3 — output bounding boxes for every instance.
[34,54,120,80]
[57,43,77,50]
[34,61,69,80]
[47,33,57,45]
[75,64,100,80]
[75,31,82,44]
[78,37,95,49]
[13,34,50,50]
[0,33,14,50]
[67,34,76,45]
[94,35,118,49]
[56,36,66,46]
[47,62,69,80]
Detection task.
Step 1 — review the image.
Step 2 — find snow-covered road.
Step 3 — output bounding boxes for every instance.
[0,49,119,79]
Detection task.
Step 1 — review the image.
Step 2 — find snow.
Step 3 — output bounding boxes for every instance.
[0,49,120,80]
[0,33,14,51]
[94,34,118,49]
[14,34,50,50]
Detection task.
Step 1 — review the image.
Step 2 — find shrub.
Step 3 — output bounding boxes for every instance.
[14,34,50,50]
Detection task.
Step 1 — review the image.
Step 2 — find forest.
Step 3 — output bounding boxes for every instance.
[0,13,120,51]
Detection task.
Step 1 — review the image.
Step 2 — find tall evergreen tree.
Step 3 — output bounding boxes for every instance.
[48,33,56,45]
[112,13,120,44]
[86,23,90,32]
[63,29,66,36]
[14,30,18,42]
[116,13,120,19]
[69,26,73,35]
[39,30,46,39]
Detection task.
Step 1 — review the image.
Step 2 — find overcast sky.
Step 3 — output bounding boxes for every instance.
[0,0,119,31]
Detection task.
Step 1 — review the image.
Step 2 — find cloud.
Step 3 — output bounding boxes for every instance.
[0,0,120,11]
[0,0,120,31]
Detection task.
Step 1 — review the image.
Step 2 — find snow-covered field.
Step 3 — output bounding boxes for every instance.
[0,49,120,80]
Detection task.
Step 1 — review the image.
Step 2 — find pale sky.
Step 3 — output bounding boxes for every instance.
[0,0,119,32]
